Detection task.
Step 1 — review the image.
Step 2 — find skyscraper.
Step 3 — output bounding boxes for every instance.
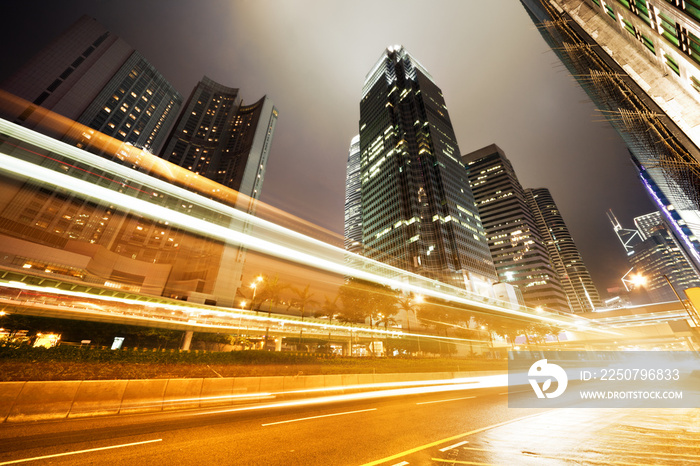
[525,187,602,312]
[357,46,497,293]
[0,15,182,154]
[463,144,570,313]
[344,135,362,255]
[520,0,700,275]
[159,76,277,208]
[609,210,700,302]
[0,16,277,308]
[157,77,278,305]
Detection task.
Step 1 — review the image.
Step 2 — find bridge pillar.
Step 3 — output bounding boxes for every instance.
[275,338,282,352]
[181,330,193,350]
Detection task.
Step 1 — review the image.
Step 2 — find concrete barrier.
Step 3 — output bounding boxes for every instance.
[0,370,505,423]
[69,380,128,418]
[119,379,168,414]
[199,377,234,407]
[0,382,25,423]
[163,378,203,410]
[7,381,81,422]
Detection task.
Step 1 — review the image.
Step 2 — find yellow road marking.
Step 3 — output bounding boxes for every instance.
[359,412,545,466]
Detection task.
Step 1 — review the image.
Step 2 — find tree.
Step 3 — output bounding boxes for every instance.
[258,274,289,316]
[315,294,341,323]
[193,332,234,351]
[290,284,318,350]
[291,284,318,322]
[337,278,398,327]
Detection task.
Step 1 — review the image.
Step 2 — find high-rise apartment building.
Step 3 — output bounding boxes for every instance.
[525,187,602,312]
[344,135,362,255]
[463,145,570,313]
[0,16,277,308]
[520,0,700,275]
[609,210,700,302]
[159,76,277,208]
[0,15,182,154]
[357,46,497,293]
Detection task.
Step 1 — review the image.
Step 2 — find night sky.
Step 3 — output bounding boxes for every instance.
[0,1,656,294]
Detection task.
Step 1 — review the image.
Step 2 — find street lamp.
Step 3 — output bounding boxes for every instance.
[250,276,263,313]
[622,268,647,291]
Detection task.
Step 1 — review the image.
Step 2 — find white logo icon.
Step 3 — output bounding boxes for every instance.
[528,359,568,399]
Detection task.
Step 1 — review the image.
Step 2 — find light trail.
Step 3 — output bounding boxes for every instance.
[193,374,512,418]
[0,280,405,337]
[0,116,618,334]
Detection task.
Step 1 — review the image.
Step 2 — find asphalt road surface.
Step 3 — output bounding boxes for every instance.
[0,385,698,465]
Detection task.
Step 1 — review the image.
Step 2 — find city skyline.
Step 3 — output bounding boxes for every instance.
[0,1,658,294]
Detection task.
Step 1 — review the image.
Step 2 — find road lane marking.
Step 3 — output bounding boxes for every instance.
[416,396,475,405]
[438,440,469,452]
[360,412,546,466]
[0,439,162,465]
[390,462,409,466]
[261,408,376,426]
[431,459,495,465]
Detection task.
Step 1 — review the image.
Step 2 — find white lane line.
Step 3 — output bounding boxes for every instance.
[0,439,163,465]
[499,390,531,395]
[439,440,469,452]
[261,408,377,426]
[416,396,475,405]
[390,462,410,466]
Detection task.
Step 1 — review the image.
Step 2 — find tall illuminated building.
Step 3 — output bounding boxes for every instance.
[609,210,700,302]
[525,187,601,312]
[0,17,277,308]
[357,46,497,293]
[463,145,570,313]
[520,0,700,276]
[159,76,277,208]
[0,15,182,154]
[344,135,362,254]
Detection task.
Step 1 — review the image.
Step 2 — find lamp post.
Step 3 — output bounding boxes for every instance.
[250,275,263,313]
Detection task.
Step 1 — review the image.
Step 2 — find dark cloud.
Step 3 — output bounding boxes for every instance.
[0,1,654,293]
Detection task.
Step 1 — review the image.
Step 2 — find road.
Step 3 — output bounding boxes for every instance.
[0,386,698,465]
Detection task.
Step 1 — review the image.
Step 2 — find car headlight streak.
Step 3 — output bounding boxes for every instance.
[0,117,615,335]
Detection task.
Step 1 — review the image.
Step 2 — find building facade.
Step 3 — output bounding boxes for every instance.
[159,76,277,208]
[463,145,570,313]
[609,210,700,302]
[344,135,363,255]
[520,0,700,275]
[0,16,277,308]
[525,187,602,312]
[357,46,497,293]
[0,15,182,154]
